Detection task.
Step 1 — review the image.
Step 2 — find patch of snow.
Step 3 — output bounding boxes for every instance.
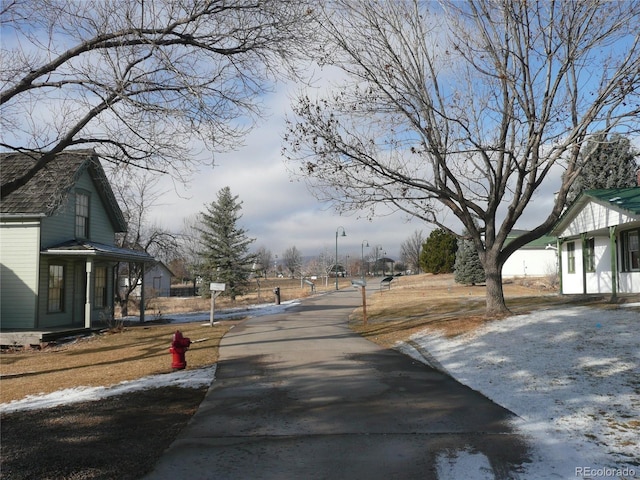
[399,306,640,479]
[0,366,216,414]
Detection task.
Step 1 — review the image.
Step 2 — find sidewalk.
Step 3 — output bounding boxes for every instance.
[143,289,530,480]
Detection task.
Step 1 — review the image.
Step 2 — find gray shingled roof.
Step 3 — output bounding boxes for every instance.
[0,150,126,231]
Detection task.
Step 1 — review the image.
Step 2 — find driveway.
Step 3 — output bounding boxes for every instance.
[143,289,531,480]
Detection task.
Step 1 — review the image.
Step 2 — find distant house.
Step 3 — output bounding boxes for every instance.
[119,261,174,298]
[550,187,640,296]
[502,230,558,278]
[0,150,152,341]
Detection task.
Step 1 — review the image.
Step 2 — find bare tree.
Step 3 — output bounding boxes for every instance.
[254,246,273,278]
[111,169,179,315]
[282,246,303,278]
[284,0,640,316]
[1,0,314,198]
[400,230,425,274]
[179,213,205,273]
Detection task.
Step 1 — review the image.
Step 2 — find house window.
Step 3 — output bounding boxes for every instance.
[621,229,640,272]
[75,191,90,239]
[48,264,65,313]
[584,238,596,273]
[567,242,576,274]
[94,266,108,308]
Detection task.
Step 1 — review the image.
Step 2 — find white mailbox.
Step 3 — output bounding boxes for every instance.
[208,283,226,326]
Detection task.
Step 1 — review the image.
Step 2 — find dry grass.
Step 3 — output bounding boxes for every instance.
[348,273,639,349]
[0,321,232,404]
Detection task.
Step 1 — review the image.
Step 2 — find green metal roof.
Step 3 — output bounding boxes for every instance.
[582,187,640,215]
[550,186,640,236]
[504,230,556,249]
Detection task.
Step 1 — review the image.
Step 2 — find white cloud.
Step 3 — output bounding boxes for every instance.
[148,77,427,260]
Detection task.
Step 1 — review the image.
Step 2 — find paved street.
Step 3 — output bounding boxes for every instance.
[143,289,530,480]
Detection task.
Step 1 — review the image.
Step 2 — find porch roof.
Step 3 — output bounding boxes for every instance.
[42,240,153,263]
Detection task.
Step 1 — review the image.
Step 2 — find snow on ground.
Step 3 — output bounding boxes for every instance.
[2,298,638,479]
[0,366,217,414]
[399,305,640,480]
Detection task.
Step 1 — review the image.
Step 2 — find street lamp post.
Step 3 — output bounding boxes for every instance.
[361,240,369,281]
[335,226,346,290]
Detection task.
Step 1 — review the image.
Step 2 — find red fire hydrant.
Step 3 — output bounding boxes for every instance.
[169,330,191,370]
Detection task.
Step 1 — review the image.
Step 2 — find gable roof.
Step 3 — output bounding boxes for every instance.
[0,149,126,231]
[505,230,557,249]
[551,187,640,236]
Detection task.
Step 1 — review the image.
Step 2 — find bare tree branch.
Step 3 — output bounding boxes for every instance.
[1,0,315,198]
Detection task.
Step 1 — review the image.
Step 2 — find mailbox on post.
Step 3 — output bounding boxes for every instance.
[209,283,226,327]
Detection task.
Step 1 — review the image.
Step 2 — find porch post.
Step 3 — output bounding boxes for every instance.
[610,226,618,300]
[581,233,587,295]
[85,258,93,329]
[557,238,563,294]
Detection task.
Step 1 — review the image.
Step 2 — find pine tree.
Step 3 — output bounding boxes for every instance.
[198,187,256,300]
[420,229,457,274]
[566,133,639,205]
[454,237,486,285]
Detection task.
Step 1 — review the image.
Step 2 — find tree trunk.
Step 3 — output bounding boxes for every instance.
[484,262,510,317]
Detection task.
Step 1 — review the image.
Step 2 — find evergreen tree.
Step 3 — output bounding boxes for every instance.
[454,237,486,285]
[566,133,639,205]
[198,187,256,300]
[420,229,457,274]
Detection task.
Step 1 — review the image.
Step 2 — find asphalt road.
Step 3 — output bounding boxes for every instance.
[143,289,531,480]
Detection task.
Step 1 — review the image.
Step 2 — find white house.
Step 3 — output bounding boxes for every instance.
[1,150,152,343]
[502,230,557,278]
[550,187,640,296]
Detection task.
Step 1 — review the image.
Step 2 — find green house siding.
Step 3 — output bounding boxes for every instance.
[36,259,117,328]
[0,221,40,329]
[37,258,76,328]
[40,171,118,247]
